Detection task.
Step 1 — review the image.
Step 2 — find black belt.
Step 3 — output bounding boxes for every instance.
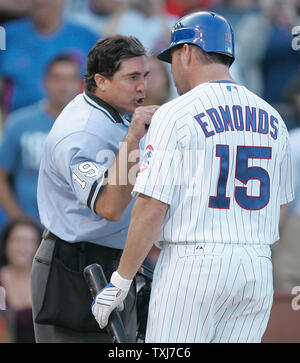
[42,229,122,258]
[43,229,87,252]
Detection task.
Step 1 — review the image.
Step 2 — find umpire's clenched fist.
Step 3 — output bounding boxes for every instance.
[127,105,160,141]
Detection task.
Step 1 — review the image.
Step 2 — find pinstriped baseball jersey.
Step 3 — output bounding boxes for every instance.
[133,81,294,246]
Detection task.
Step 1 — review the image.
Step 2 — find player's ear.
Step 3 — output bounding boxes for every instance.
[94,73,108,92]
[181,44,193,69]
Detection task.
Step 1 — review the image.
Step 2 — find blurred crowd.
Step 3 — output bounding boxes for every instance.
[0,0,299,343]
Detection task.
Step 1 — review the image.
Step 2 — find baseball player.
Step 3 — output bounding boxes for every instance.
[31,35,158,343]
[92,12,294,343]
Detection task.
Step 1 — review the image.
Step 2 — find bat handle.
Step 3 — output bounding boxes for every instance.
[83,264,103,298]
[83,263,128,343]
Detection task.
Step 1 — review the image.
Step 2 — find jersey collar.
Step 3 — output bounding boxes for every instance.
[209,80,237,84]
[84,90,124,124]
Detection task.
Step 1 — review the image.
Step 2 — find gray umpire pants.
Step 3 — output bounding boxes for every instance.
[31,237,137,343]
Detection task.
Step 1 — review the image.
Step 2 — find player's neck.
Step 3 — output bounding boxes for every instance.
[190,63,234,89]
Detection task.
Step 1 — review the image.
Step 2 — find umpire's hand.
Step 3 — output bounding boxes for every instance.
[128,105,160,141]
[91,271,132,329]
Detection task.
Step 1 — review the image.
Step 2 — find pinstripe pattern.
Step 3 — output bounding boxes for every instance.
[133,82,294,245]
[133,82,293,343]
[146,243,273,343]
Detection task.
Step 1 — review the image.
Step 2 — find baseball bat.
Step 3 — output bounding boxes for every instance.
[83,263,128,343]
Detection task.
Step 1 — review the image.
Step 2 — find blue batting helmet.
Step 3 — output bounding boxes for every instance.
[158,11,235,64]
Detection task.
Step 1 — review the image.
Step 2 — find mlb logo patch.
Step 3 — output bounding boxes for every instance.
[226,85,238,92]
[138,144,154,174]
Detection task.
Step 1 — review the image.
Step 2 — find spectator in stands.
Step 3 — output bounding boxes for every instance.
[0,55,81,225]
[104,0,178,53]
[0,218,41,343]
[235,0,300,105]
[282,74,300,131]
[0,107,8,233]
[0,0,31,24]
[272,75,300,292]
[212,0,258,31]
[165,0,215,17]
[0,0,98,116]
[64,0,120,36]
[143,55,172,106]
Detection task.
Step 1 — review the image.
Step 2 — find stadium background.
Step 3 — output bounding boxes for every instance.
[0,0,299,343]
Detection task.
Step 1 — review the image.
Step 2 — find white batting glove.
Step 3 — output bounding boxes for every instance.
[91,271,132,329]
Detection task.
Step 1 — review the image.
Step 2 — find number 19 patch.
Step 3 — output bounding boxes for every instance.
[72,161,99,190]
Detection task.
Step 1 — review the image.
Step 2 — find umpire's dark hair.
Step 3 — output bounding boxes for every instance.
[0,217,42,267]
[85,35,148,92]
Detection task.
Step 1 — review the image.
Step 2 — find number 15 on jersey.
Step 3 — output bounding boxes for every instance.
[209,145,272,211]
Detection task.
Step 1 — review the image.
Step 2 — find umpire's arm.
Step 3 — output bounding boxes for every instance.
[94,132,140,221]
[95,105,159,221]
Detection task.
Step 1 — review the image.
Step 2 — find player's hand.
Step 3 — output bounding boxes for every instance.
[91,271,132,329]
[128,105,160,141]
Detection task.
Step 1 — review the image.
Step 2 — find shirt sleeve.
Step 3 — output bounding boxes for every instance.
[280,132,294,205]
[132,107,182,205]
[53,131,115,212]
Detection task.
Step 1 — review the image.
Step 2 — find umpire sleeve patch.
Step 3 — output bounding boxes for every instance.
[87,170,108,211]
[70,160,108,211]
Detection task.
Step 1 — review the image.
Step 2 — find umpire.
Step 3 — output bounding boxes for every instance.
[31,35,159,343]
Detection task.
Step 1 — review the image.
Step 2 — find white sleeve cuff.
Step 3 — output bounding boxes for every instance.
[111,270,132,291]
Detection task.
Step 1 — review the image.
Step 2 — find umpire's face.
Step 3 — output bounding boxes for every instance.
[94,55,149,115]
